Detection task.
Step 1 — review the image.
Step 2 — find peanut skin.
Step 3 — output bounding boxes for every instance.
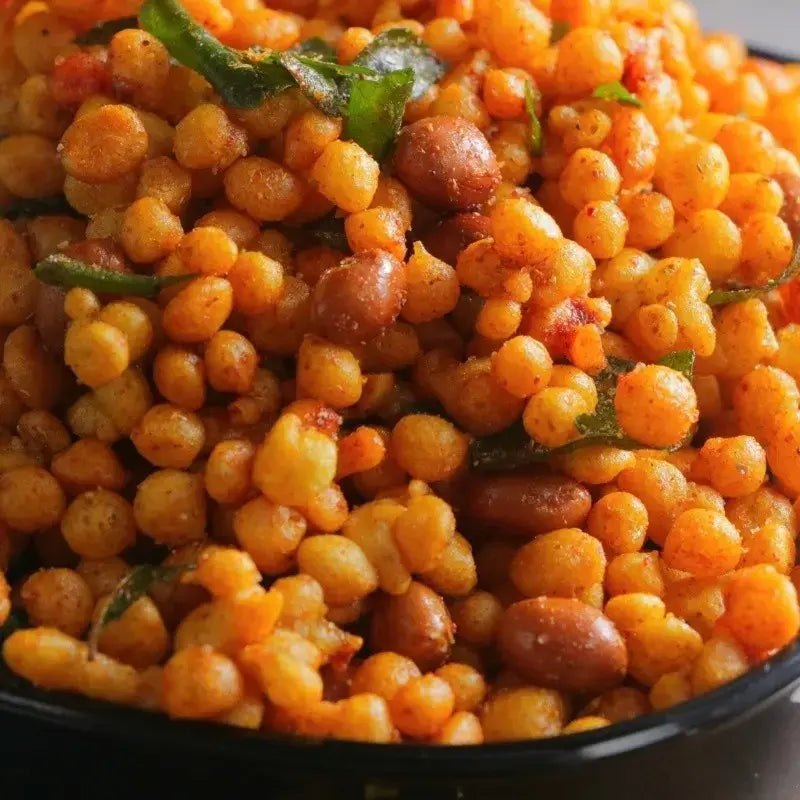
[310,249,406,346]
[498,597,628,694]
[421,212,492,267]
[370,581,455,671]
[393,117,501,210]
[464,471,592,537]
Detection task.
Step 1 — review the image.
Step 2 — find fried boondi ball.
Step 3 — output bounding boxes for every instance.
[615,365,699,448]
[1,0,799,748]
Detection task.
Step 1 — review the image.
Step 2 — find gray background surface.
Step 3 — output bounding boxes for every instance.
[694,0,798,57]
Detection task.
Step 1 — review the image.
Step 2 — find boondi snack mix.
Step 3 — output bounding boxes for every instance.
[0,0,800,745]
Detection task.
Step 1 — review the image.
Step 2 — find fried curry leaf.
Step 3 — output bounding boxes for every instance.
[142,0,444,158]
[306,214,349,250]
[289,36,337,60]
[469,351,695,472]
[87,563,194,657]
[656,348,696,379]
[592,81,643,107]
[281,52,378,114]
[286,47,383,115]
[525,80,543,157]
[573,358,632,440]
[707,243,800,306]
[75,16,138,45]
[0,610,27,644]
[140,0,295,108]
[353,28,446,101]
[279,53,349,115]
[345,68,415,160]
[3,196,80,220]
[469,421,553,472]
[279,214,349,251]
[34,254,195,298]
[290,55,377,77]
[550,21,571,43]
[346,28,445,156]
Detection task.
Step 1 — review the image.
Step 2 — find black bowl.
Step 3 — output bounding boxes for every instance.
[3,635,800,798]
[4,41,800,800]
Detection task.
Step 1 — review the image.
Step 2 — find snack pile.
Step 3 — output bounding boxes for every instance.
[1,0,800,744]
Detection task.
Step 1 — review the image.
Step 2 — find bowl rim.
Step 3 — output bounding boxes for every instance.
[2,637,800,779]
[747,45,797,63]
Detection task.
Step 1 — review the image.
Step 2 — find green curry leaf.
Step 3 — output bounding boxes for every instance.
[87,563,195,658]
[0,610,27,644]
[656,349,696,379]
[279,53,350,115]
[707,243,800,306]
[140,0,295,108]
[3,196,80,220]
[279,213,349,251]
[34,254,195,298]
[469,351,695,472]
[288,36,337,60]
[525,80,543,157]
[75,17,138,45]
[353,28,446,101]
[550,21,571,43]
[141,0,441,158]
[345,68,415,160]
[592,81,643,107]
